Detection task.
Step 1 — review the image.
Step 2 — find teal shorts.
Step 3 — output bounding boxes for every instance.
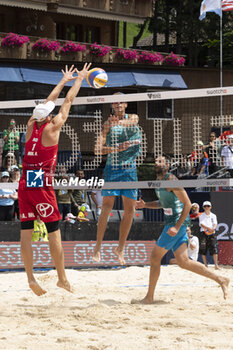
[102,163,138,200]
[102,188,137,200]
[156,225,188,252]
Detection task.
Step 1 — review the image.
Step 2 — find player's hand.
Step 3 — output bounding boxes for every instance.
[75,62,92,80]
[118,141,130,151]
[167,226,178,237]
[61,65,78,82]
[136,198,145,209]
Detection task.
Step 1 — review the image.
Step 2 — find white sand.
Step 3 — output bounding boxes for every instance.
[0,265,232,350]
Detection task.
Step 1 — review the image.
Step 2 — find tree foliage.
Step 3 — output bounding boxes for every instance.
[147,0,233,67]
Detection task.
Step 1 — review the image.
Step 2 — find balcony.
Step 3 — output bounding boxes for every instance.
[0,34,185,68]
[11,0,153,22]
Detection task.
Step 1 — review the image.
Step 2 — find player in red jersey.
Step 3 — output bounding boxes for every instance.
[18,63,91,296]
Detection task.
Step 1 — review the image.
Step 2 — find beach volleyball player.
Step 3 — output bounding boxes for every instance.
[18,63,91,296]
[93,93,141,265]
[132,156,229,303]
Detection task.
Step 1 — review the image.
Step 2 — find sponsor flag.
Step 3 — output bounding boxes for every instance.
[222,0,233,11]
[199,0,222,20]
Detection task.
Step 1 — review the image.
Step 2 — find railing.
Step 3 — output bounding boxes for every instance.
[0,34,185,67]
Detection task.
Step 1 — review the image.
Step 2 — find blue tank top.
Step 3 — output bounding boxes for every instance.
[105,114,141,167]
[155,173,190,226]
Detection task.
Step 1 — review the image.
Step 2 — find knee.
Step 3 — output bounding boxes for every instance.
[150,250,161,265]
[177,257,190,269]
[124,206,135,217]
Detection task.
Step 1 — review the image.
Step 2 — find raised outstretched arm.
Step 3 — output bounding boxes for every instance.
[52,63,91,130]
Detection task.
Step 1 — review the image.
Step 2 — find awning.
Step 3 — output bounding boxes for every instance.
[0,66,187,89]
[0,67,23,82]
[0,0,46,11]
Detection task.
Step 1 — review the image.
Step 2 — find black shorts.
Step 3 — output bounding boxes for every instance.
[199,232,217,255]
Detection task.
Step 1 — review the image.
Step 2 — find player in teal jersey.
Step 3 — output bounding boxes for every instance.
[132,156,229,303]
[93,93,141,265]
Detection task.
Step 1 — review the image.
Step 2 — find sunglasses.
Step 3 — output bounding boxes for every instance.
[203,205,211,208]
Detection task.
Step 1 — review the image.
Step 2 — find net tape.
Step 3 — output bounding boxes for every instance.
[2,178,233,190]
[0,86,232,109]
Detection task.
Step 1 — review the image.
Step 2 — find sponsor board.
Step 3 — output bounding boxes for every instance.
[0,241,154,269]
[218,241,233,265]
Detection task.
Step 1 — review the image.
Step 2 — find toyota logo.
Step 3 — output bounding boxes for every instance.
[36,203,54,218]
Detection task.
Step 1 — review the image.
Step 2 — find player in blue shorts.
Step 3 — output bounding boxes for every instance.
[93,92,141,265]
[132,156,229,303]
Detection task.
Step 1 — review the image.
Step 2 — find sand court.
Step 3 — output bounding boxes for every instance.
[0,265,232,350]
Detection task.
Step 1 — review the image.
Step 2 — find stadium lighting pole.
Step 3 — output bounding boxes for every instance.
[220,6,223,134]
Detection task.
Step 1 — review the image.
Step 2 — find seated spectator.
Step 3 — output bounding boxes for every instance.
[65,211,89,223]
[32,217,48,242]
[2,152,17,172]
[77,204,90,222]
[219,121,233,142]
[169,227,199,264]
[221,134,233,177]
[9,165,21,183]
[203,132,221,174]
[91,189,103,221]
[177,155,192,179]
[58,165,68,176]
[0,171,18,221]
[190,141,209,178]
[2,119,20,165]
[55,174,72,220]
[190,203,202,221]
[70,169,90,216]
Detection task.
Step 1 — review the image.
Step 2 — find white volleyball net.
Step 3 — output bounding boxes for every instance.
[1,86,233,182]
[1,86,233,227]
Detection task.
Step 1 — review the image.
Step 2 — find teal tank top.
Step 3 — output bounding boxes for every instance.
[106,114,141,167]
[155,173,190,226]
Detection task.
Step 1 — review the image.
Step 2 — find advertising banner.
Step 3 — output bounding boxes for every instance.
[0,241,155,269]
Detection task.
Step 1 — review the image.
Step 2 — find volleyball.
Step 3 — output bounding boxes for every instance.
[87,68,108,89]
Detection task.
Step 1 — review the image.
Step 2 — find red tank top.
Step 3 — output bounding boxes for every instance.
[22,122,58,184]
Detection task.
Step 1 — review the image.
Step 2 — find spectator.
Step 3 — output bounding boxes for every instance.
[91,189,103,220]
[2,119,20,165]
[2,152,17,172]
[9,165,21,183]
[20,132,26,163]
[190,141,209,178]
[199,201,219,270]
[0,171,18,221]
[203,132,221,174]
[55,175,72,220]
[32,217,48,242]
[221,134,233,177]
[190,203,202,221]
[169,227,199,264]
[77,204,89,222]
[9,164,20,220]
[219,121,233,142]
[177,155,192,179]
[70,169,90,216]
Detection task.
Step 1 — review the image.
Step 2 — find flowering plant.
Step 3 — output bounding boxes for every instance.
[32,39,60,52]
[163,52,185,66]
[138,51,163,64]
[89,43,112,57]
[60,41,86,53]
[1,33,29,48]
[116,48,138,61]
